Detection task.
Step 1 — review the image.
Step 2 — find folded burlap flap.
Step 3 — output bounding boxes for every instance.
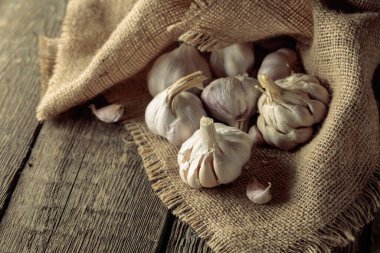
[38,0,380,252]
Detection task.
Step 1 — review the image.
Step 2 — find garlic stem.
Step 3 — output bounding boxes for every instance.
[255,84,274,104]
[200,117,218,149]
[258,74,283,103]
[166,71,207,109]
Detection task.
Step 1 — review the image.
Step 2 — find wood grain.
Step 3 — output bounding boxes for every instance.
[166,219,213,253]
[0,0,67,211]
[0,112,169,253]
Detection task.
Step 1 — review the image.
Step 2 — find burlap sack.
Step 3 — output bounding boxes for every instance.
[38,0,380,252]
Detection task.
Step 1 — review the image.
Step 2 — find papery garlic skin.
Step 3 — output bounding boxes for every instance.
[145,72,207,146]
[178,117,253,188]
[257,48,298,81]
[210,43,254,77]
[147,43,212,96]
[89,104,124,123]
[246,178,272,204]
[145,91,206,146]
[256,73,330,151]
[248,125,265,146]
[201,75,261,132]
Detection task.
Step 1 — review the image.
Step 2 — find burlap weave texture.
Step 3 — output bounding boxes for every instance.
[38,0,380,252]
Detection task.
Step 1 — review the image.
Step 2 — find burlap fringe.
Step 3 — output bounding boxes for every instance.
[168,0,230,51]
[288,169,380,252]
[126,121,380,253]
[178,31,229,52]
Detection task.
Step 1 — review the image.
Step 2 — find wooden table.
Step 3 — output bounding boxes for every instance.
[0,0,378,252]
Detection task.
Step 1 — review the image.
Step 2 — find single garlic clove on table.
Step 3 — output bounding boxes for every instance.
[246,178,272,204]
[89,104,124,123]
[147,43,212,96]
[201,75,261,132]
[178,117,253,188]
[145,71,207,147]
[210,43,254,78]
[255,73,330,151]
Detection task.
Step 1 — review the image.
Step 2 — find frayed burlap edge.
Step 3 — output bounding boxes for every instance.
[177,31,230,52]
[125,119,380,253]
[167,0,231,51]
[168,0,313,52]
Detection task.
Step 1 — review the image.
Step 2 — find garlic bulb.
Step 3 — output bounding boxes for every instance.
[255,74,330,151]
[145,71,207,146]
[210,43,254,77]
[178,117,253,188]
[201,75,261,132]
[89,104,124,123]
[147,43,212,96]
[257,48,298,81]
[246,178,272,204]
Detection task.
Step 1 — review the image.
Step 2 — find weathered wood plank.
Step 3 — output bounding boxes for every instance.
[0,0,66,211]
[0,111,169,252]
[166,219,213,253]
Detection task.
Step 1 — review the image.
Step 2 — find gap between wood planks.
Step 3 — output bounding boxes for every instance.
[0,0,68,218]
[0,123,43,221]
[155,213,175,253]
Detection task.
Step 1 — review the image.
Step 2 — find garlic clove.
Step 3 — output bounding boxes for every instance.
[210,43,254,77]
[199,151,219,188]
[179,160,190,183]
[246,178,272,204]
[248,125,265,146]
[89,104,124,123]
[148,43,213,96]
[257,116,313,151]
[186,155,203,189]
[212,132,249,184]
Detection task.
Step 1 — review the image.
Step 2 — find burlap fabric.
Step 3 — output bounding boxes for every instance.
[38,0,380,252]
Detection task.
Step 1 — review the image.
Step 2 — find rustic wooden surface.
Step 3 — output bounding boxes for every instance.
[0,0,378,252]
[166,219,212,253]
[0,111,169,252]
[0,0,65,212]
